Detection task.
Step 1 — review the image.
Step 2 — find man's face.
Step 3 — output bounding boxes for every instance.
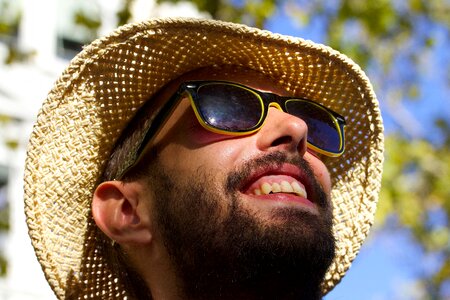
[136,67,335,299]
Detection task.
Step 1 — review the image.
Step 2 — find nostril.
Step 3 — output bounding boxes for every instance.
[257,109,308,156]
[271,136,292,147]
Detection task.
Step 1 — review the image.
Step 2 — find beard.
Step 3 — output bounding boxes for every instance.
[146,151,335,300]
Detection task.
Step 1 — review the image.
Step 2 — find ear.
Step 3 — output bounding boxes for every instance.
[92,181,152,245]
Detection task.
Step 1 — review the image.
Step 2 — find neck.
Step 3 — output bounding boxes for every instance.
[125,238,185,300]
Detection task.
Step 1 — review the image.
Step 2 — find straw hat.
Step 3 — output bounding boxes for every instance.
[24,18,383,299]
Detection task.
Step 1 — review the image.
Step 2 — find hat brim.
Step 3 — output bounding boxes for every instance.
[24,17,383,299]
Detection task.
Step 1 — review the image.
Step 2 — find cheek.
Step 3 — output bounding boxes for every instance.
[160,128,246,174]
[189,123,238,145]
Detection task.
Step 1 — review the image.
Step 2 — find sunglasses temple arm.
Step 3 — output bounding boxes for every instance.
[117,92,183,179]
[138,92,183,153]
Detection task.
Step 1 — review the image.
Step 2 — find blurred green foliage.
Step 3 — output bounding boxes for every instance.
[378,131,449,297]
[117,0,135,26]
[74,9,101,38]
[0,204,9,232]
[0,0,20,36]
[0,0,34,64]
[156,0,280,27]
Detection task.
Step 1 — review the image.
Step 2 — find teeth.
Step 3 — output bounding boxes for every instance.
[272,183,281,193]
[253,180,307,198]
[280,181,294,193]
[292,181,307,198]
[261,183,272,195]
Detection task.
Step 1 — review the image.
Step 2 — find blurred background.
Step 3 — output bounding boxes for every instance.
[0,0,448,299]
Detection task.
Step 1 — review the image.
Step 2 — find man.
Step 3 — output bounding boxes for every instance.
[24,18,384,300]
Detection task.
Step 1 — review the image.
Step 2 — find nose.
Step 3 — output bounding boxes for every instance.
[255,107,308,156]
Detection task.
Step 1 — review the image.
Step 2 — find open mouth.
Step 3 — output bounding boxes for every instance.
[240,163,315,205]
[248,175,307,198]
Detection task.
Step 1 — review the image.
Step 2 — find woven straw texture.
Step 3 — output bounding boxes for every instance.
[24,18,384,299]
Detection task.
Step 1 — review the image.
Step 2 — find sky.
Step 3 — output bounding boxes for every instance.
[265,4,449,300]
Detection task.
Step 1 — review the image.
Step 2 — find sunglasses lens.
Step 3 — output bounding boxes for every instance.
[196,84,263,131]
[286,100,342,153]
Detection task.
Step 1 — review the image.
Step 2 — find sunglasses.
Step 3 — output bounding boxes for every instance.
[122,80,346,178]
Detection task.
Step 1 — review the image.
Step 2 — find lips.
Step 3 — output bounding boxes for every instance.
[240,163,315,205]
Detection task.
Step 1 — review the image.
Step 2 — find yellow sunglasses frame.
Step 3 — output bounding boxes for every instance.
[185,81,345,157]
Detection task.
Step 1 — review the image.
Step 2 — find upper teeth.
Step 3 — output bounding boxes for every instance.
[253,181,307,198]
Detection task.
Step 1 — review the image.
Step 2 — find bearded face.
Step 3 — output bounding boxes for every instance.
[148,151,335,300]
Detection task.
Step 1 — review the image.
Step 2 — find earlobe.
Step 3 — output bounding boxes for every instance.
[92,181,152,245]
